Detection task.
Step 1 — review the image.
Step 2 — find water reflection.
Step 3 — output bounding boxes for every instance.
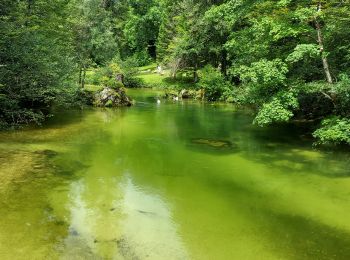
[62,174,188,259]
[1,89,350,259]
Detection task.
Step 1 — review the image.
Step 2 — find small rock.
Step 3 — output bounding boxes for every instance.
[69,228,79,236]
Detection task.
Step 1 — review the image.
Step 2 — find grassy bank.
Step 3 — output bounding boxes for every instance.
[135,63,196,90]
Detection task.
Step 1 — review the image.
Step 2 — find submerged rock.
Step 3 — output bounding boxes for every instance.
[94,87,133,107]
[191,138,234,149]
[34,149,59,158]
[69,228,79,236]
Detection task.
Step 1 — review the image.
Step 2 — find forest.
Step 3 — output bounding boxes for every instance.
[3,1,350,259]
[1,0,350,145]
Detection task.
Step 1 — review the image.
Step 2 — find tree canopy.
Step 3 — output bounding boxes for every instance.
[1,0,350,145]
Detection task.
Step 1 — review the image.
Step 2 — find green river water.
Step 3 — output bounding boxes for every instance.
[1,89,350,260]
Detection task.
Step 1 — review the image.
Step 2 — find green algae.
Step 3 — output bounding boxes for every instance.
[1,89,350,259]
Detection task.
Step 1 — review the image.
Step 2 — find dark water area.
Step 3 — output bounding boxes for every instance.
[1,89,350,259]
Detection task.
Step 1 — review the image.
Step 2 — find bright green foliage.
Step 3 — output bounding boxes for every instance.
[1,0,350,146]
[197,65,231,101]
[254,91,299,126]
[237,59,288,91]
[314,117,350,145]
[123,0,162,60]
[286,44,320,63]
[254,100,294,127]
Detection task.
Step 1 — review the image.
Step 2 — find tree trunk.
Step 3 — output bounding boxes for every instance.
[78,66,82,85]
[193,63,198,82]
[27,0,33,15]
[81,67,86,89]
[221,49,228,77]
[316,2,333,84]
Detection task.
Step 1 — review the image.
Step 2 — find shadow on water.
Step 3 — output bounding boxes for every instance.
[0,149,86,257]
[203,173,350,259]
[133,95,350,178]
[239,127,350,178]
[261,212,350,260]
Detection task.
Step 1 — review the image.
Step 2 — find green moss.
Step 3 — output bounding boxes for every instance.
[104,100,113,107]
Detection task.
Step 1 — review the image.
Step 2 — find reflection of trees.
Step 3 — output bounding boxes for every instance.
[3,95,350,259]
[166,101,350,177]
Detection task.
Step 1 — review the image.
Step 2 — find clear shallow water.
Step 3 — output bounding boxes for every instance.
[1,89,350,259]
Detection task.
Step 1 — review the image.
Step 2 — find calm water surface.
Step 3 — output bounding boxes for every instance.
[1,89,350,259]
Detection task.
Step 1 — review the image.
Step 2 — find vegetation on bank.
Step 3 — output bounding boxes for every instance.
[1,0,350,146]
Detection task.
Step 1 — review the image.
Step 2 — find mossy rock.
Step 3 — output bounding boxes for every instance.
[34,149,59,158]
[94,87,132,107]
[163,90,179,99]
[105,100,113,107]
[191,138,234,149]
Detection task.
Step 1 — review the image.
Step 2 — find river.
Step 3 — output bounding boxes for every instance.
[1,89,350,259]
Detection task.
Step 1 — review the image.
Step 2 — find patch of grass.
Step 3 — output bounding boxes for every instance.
[137,63,157,72]
[83,63,196,91]
[136,66,195,90]
[137,72,164,85]
[84,84,103,92]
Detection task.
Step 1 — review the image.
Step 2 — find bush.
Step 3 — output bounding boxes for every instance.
[234,59,288,102]
[313,117,350,145]
[129,50,153,67]
[86,62,125,89]
[123,76,145,88]
[0,93,46,128]
[254,91,299,126]
[197,65,231,101]
[332,74,350,116]
[120,58,145,88]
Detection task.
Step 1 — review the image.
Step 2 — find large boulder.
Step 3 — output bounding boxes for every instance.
[94,87,132,107]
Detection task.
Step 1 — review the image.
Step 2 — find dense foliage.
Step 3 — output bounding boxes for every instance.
[1,0,350,145]
[152,0,350,146]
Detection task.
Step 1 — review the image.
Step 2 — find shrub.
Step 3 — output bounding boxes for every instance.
[234,59,288,102]
[313,117,350,145]
[254,91,299,126]
[197,65,231,101]
[129,50,153,67]
[120,58,145,88]
[332,74,350,116]
[123,76,145,88]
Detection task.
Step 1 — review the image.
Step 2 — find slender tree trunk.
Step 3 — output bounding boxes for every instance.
[27,0,33,15]
[171,58,180,79]
[193,62,198,82]
[78,66,82,85]
[221,49,227,77]
[81,66,86,89]
[316,2,333,84]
